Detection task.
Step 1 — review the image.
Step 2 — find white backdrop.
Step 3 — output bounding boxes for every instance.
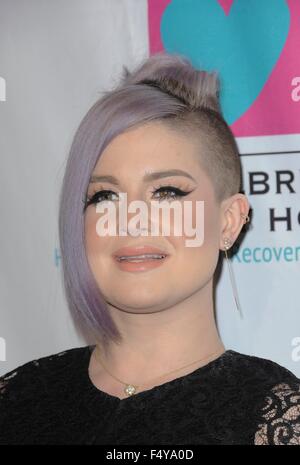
[1,0,300,377]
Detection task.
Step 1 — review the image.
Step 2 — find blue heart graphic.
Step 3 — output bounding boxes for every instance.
[161,0,290,124]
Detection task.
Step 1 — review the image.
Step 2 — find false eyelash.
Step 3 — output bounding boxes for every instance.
[84,190,116,209]
[150,185,193,199]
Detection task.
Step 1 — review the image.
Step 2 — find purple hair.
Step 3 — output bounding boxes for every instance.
[58,51,242,350]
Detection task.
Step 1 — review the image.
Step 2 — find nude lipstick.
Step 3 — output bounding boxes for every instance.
[112,245,170,273]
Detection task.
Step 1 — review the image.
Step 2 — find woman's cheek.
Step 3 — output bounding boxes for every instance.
[85,211,106,257]
[180,201,219,274]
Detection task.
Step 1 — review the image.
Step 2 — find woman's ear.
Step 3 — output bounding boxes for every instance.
[219,193,250,250]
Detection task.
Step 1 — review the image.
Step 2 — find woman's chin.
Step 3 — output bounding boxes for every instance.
[107,295,171,313]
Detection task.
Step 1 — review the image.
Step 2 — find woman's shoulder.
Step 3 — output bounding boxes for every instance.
[225,349,300,383]
[0,345,94,444]
[0,345,93,400]
[224,349,300,444]
[224,349,300,406]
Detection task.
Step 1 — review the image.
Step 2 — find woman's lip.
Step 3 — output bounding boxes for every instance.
[113,245,169,258]
[113,254,170,273]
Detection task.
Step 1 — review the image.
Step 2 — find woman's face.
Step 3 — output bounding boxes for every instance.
[84,121,222,313]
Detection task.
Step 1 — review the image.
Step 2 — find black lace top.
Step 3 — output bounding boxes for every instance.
[0,345,300,445]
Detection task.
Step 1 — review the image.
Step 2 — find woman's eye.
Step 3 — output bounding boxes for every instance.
[151,186,192,201]
[85,190,118,208]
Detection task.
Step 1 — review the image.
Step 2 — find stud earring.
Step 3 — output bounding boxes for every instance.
[223,237,243,319]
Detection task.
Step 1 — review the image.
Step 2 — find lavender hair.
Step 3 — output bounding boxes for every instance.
[58,51,242,350]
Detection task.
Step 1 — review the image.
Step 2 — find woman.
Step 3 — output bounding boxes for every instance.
[1,52,299,445]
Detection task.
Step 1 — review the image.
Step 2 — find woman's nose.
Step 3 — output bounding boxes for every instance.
[118,193,155,237]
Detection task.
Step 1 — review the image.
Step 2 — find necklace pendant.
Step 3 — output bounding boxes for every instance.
[124,384,137,396]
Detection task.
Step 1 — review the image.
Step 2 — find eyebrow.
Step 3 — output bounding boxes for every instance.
[89,169,197,185]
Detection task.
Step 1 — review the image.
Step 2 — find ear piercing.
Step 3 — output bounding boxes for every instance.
[222,213,249,319]
[241,213,250,224]
[223,212,250,251]
[223,237,232,251]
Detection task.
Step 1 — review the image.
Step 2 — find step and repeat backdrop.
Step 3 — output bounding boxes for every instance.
[1,0,300,376]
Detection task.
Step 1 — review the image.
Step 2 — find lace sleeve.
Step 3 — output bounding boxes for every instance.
[254,382,300,445]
